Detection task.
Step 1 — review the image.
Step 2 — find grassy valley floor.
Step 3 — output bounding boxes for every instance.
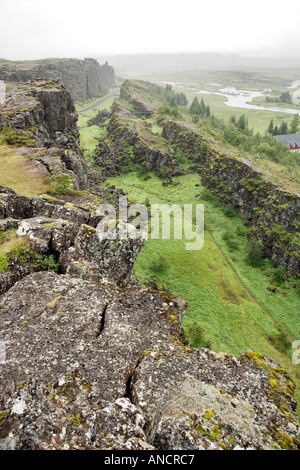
[75,88,120,162]
[75,88,300,418]
[102,170,300,414]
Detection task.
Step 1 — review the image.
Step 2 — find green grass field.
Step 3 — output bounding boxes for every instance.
[76,89,119,161]
[76,79,300,417]
[172,86,297,134]
[133,68,300,133]
[102,170,300,414]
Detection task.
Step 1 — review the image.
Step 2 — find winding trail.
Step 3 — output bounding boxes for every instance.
[77,89,119,113]
[208,232,297,346]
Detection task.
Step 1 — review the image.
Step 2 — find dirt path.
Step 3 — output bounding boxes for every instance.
[77,89,119,113]
[208,232,297,346]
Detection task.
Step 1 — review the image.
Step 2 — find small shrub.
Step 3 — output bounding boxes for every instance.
[145,276,169,292]
[46,174,73,195]
[222,204,236,218]
[149,255,169,274]
[0,253,9,273]
[175,149,187,165]
[246,240,264,267]
[187,324,211,349]
[11,245,60,273]
[267,331,291,354]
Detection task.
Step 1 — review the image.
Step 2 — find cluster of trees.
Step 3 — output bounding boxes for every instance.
[160,85,299,180]
[229,114,252,135]
[189,96,210,118]
[267,114,299,136]
[213,114,294,168]
[266,91,292,104]
[164,84,188,107]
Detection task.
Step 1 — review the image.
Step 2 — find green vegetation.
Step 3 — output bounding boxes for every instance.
[189,96,210,118]
[103,170,300,414]
[0,229,60,273]
[196,112,299,182]
[75,89,119,162]
[46,173,73,195]
[0,143,50,196]
[0,126,35,147]
[78,79,300,417]
[111,81,300,190]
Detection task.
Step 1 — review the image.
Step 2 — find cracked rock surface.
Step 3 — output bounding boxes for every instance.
[0,270,299,450]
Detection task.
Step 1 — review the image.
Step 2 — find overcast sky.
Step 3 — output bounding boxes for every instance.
[1,0,300,60]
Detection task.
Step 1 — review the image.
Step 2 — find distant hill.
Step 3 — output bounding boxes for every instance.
[96,52,300,77]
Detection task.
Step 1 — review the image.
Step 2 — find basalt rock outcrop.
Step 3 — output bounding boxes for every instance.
[0,266,299,450]
[93,105,183,180]
[0,78,299,451]
[0,185,142,292]
[0,58,116,101]
[0,79,91,192]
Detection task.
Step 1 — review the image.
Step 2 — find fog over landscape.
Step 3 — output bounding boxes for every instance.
[1,0,300,62]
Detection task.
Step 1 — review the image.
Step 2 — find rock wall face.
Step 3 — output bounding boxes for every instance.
[0,79,91,191]
[0,186,143,292]
[93,104,182,180]
[159,117,300,277]
[0,58,116,101]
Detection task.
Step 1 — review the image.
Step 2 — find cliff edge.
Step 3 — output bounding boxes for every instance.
[0,78,299,451]
[0,58,116,101]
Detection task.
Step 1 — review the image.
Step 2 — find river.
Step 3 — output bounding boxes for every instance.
[156,80,300,115]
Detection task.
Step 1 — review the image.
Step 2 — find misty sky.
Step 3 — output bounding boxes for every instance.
[0,0,300,60]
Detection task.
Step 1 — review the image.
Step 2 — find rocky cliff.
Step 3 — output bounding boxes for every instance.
[93,99,183,180]
[0,79,103,192]
[0,58,116,101]
[159,117,300,277]
[0,78,299,451]
[93,80,300,277]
